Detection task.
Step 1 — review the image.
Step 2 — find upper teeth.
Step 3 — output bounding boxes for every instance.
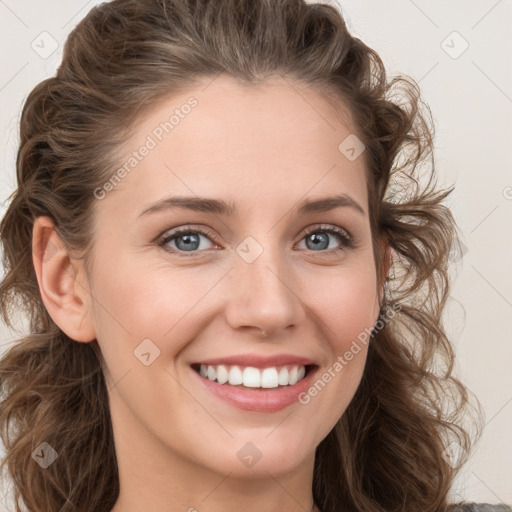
[198,364,307,388]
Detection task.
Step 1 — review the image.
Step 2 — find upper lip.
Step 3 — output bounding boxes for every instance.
[191,353,316,368]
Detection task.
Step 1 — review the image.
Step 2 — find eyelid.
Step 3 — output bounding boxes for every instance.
[301,223,352,240]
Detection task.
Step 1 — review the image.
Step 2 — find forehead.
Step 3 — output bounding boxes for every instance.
[97,74,368,220]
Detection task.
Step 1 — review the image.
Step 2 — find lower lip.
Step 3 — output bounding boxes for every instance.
[190,365,318,413]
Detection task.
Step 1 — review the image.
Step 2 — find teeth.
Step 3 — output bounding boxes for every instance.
[216,364,229,384]
[207,365,216,381]
[228,365,243,385]
[243,367,261,387]
[278,367,289,385]
[261,368,279,388]
[197,364,308,388]
[289,366,298,385]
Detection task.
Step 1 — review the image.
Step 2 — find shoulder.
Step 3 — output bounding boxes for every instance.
[447,504,512,512]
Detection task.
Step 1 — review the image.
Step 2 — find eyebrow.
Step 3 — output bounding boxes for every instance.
[138,193,366,218]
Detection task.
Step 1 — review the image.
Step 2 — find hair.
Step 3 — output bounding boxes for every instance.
[0,0,485,511]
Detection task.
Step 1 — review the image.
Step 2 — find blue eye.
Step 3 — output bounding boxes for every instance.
[158,227,218,255]
[157,224,355,257]
[298,225,354,253]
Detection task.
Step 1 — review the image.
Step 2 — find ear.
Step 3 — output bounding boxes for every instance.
[32,216,96,342]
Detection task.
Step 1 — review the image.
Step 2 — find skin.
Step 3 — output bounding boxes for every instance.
[32,74,390,512]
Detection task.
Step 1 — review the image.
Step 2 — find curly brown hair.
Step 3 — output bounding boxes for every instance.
[0,0,484,511]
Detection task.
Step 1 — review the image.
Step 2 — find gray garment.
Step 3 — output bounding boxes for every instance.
[449,504,512,511]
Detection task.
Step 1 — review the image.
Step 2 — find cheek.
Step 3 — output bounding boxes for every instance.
[295,267,377,444]
[92,248,379,346]
[89,252,222,359]
[303,262,380,351]
[299,265,378,425]
[91,250,178,335]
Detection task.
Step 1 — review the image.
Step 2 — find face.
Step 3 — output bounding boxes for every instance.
[85,75,383,480]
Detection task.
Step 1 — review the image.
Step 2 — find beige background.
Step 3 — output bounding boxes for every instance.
[1,0,511,507]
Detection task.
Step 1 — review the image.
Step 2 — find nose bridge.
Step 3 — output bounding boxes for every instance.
[225,235,303,336]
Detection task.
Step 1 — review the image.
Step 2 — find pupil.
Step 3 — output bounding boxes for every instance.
[308,232,328,250]
[177,233,199,251]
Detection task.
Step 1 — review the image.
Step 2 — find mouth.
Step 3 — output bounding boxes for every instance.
[190,362,316,390]
[189,362,319,412]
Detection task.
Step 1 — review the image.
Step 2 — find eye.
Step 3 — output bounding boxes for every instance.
[157,224,355,257]
[157,226,219,256]
[296,224,355,254]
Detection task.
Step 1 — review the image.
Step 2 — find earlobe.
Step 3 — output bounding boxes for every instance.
[32,216,96,343]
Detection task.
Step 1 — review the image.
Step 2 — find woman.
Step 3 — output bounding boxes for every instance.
[0,0,509,511]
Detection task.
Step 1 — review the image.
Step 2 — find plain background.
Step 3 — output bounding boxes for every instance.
[0,0,511,507]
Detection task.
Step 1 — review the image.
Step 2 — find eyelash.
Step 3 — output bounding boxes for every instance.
[157,224,356,258]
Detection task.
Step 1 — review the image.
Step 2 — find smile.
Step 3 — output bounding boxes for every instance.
[191,363,310,389]
[189,359,319,413]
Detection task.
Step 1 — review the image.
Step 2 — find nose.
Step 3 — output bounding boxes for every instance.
[223,241,305,339]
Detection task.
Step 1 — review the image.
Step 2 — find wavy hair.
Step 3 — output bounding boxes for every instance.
[0,0,484,510]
